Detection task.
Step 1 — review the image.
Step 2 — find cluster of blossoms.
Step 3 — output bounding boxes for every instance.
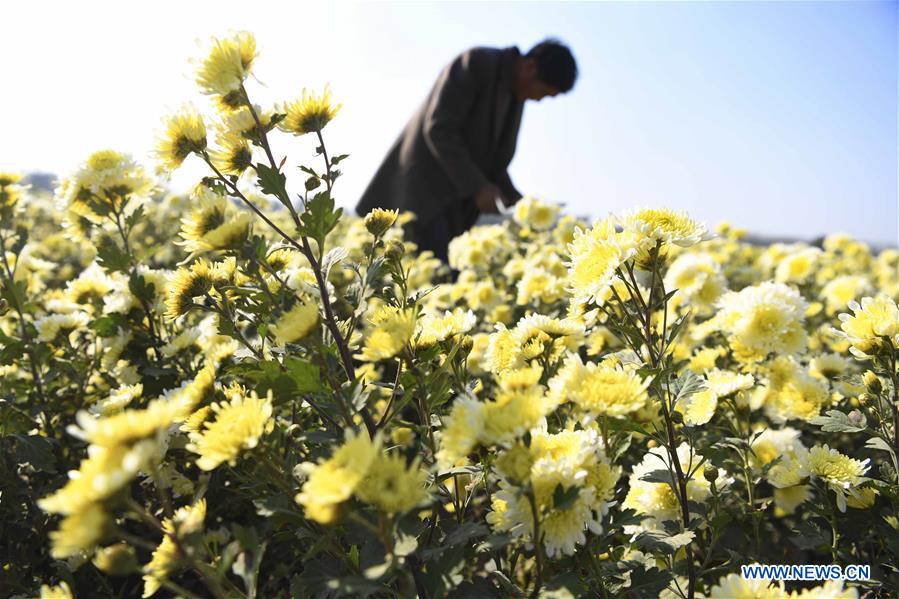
[5,31,898,599]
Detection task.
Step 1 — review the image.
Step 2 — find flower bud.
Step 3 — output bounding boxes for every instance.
[848,409,867,428]
[364,208,399,237]
[670,410,684,425]
[93,543,138,576]
[703,464,719,484]
[863,371,882,395]
[384,239,405,261]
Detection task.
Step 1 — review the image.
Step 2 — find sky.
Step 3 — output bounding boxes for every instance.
[3,1,897,246]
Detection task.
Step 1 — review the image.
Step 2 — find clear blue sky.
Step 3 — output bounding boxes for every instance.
[3,1,897,245]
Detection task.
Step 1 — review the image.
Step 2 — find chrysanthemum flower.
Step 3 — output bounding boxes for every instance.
[708,574,786,599]
[715,281,808,363]
[143,499,207,597]
[296,430,382,524]
[356,453,429,514]
[210,132,254,176]
[270,296,319,345]
[363,207,399,237]
[39,439,161,516]
[68,398,180,447]
[566,218,637,307]
[821,275,871,316]
[774,246,821,284]
[513,196,560,231]
[194,31,257,97]
[48,502,109,559]
[358,306,416,361]
[624,443,731,528]
[549,354,650,419]
[754,356,829,423]
[803,445,870,512]
[177,188,251,254]
[278,86,341,136]
[488,428,619,557]
[0,171,25,208]
[55,150,154,223]
[664,252,727,315]
[156,106,207,172]
[618,206,709,248]
[413,307,475,349]
[836,294,899,358]
[436,395,485,469]
[39,581,74,599]
[186,385,274,470]
[164,259,218,319]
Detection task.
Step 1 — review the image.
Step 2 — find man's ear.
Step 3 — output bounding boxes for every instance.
[521,58,538,78]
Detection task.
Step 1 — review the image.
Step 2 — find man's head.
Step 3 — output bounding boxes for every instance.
[514,38,578,102]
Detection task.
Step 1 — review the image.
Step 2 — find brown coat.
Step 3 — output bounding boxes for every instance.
[356,46,525,225]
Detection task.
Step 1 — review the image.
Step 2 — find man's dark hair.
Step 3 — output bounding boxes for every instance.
[526,38,578,93]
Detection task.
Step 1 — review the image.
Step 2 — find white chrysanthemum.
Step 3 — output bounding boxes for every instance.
[716,281,808,363]
[618,206,710,248]
[513,196,560,231]
[35,311,91,342]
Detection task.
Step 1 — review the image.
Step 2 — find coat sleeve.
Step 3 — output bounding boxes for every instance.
[422,50,490,198]
[497,170,523,205]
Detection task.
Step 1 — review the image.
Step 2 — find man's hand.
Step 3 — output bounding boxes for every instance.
[474,183,507,214]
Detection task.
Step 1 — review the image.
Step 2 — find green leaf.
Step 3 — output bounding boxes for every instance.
[14,434,57,473]
[128,272,156,303]
[226,357,321,402]
[95,236,131,273]
[256,163,288,201]
[330,154,350,166]
[626,566,673,598]
[639,469,675,486]
[90,314,126,337]
[672,369,705,408]
[634,529,695,553]
[297,192,342,247]
[809,410,866,433]
[552,483,580,511]
[124,204,146,230]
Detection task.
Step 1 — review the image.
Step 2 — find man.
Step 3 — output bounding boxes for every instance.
[356,39,577,263]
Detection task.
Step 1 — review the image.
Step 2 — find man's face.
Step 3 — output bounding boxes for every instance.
[515,59,561,102]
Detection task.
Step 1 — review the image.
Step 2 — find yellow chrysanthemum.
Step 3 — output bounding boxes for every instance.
[437,396,485,469]
[296,430,382,524]
[358,306,416,361]
[513,196,560,231]
[143,499,207,597]
[716,281,808,363]
[68,398,179,447]
[363,207,399,237]
[708,574,786,599]
[618,206,709,248]
[837,294,899,357]
[48,502,109,559]
[164,259,218,319]
[270,296,320,345]
[356,453,429,514]
[278,86,341,135]
[194,31,257,97]
[567,218,637,307]
[39,581,74,599]
[39,439,161,515]
[186,385,274,470]
[156,106,207,171]
[803,445,869,511]
[549,354,650,418]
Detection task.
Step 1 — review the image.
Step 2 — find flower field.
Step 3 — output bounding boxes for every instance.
[3,33,899,599]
